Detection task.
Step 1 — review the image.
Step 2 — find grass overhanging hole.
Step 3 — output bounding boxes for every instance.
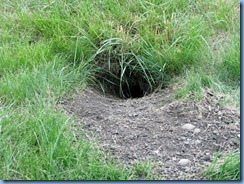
[96,69,151,99]
[91,38,164,99]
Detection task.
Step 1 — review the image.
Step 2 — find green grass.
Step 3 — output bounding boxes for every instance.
[0,0,240,180]
[0,59,157,180]
[0,102,145,180]
[0,57,94,105]
[174,0,240,106]
[174,69,213,100]
[204,151,240,180]
[217,34,240,85]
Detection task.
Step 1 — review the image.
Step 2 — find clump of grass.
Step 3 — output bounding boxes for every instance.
[217,34,240,85]
[0,41,54,77]
[173,0,239,102]
[204,151,240,180]
[174,69,212,99]
[0,103,143,180]
[0,57,93,105]
[132,160,162,180]
[91,38,164,98]
[200,0,239,31]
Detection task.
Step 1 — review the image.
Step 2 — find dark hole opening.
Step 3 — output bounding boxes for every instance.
[121,79,145,98]
[96,70,151,99]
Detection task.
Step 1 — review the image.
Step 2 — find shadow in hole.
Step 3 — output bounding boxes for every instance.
[122,82,144,98]
[95,69,152,99]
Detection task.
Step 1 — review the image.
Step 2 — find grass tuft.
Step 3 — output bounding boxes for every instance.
[204,151,240,180]
[217,34,240,85]
[0,103,142,180]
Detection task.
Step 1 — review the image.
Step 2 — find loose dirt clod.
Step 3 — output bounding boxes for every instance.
[60,88,240,180]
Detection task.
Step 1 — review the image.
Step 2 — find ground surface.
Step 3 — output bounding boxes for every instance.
[60,88,240,180]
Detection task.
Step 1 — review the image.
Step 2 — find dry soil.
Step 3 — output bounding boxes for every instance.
[60,87,240,180]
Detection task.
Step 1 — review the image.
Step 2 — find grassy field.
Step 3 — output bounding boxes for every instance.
[0,0,240,180]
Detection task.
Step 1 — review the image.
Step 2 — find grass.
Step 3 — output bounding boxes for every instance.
[0,0,240,180]
[174,1,240,106]
[204,151,240,180]
[217,34,240,85]
[0,57,93,105]
[0,102,142,180]
[0,59,156,180]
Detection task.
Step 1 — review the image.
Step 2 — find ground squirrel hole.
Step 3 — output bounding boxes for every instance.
[95,69,151,99]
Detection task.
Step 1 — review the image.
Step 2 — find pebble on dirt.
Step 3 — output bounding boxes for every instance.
[194,140,201,145]
[193,128,201,134]
[178,159,191,166]
[181,123,195,130]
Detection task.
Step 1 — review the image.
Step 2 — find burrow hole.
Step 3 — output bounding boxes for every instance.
[96,68,152,99]
[92,44,162,99]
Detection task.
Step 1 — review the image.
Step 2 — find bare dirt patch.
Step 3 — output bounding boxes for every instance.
[60,88,240,180]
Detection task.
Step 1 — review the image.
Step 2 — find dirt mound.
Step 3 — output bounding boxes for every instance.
[60,88,240,180]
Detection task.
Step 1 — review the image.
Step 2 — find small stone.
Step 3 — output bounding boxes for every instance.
[195,140,201,145]
[181,137,186,140]
[184,141,190,145]
[193,128,201,134]
[182,123,195,130]
[207,124,212,128]
[178,159,191,166]
[203,155,211,162]
[165,156,171,161]
[197,114,202,119]
[129,113,139,117]
[185,167,191,172]
[152,150,162,157]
